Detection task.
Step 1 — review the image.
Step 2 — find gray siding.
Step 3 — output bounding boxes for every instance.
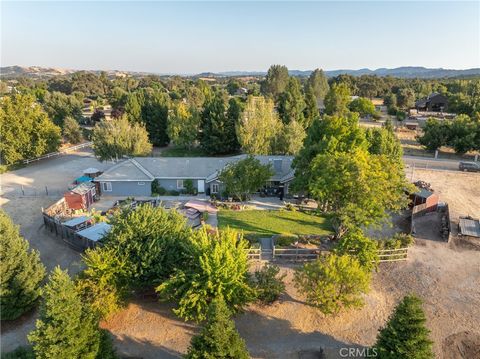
[156,179,204,192]
[100,181,152,197]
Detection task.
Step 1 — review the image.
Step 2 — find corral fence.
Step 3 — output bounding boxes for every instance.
[245,237,409,263]
[411,202,451,242]
[23,142,93,165]
[1,185,66,198]
[42,198,97,251]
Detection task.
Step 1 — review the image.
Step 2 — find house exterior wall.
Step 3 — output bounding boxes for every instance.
[99,181,152,197]
[156,179,201,191]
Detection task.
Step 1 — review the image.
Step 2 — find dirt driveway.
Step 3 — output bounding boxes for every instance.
[0,150,112,353]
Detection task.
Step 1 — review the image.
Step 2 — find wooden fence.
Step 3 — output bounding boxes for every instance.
[377,247,408,262]
[23,142,92,164]
[246,245,409,263]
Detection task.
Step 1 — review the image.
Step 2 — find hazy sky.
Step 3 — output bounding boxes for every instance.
[1,1,479,74]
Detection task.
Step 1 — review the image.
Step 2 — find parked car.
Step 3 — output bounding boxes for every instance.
[459,161,480,172]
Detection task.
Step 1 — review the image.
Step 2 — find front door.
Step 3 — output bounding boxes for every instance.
[198,180,205,193]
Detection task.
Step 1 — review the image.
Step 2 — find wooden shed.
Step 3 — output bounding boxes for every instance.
[64,182,97,210]
[410,188,439,211]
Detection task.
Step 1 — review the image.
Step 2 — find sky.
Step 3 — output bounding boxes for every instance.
[1,1,479,74]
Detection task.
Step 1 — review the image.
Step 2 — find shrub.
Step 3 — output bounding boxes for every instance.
[3,346,35,359]
[335,228,379,272]
[251,264,286,304]
[294,254,371,314]
[168,190,180,196]
[157,228,255,321]
[77,247,129,319]
[284,202,297,211]
[0,210,46,320]
[374,295,433,358]
[274,235,297,247]
[396,110,406,121]
[185,297,249,359]
[184,179,195,194]
[151,179,161,195]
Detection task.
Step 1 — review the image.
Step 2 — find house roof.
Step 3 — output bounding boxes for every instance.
[76,222,111,242]
[95,155,295,183]
[95,159,154,182]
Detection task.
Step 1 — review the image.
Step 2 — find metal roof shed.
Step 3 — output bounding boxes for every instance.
[459,217,480,238]
[76,222,111,243]
[63,216,92,229]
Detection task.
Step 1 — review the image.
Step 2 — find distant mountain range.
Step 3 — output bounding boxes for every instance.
[1,65,479,79]
[206,67,480,79]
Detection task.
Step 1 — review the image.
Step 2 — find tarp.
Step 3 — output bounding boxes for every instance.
[83,167,100,175]
[75,176,93,184]
[184,199,218,213]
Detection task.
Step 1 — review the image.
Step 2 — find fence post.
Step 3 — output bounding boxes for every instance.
[21,185,25,196]
[45,186,49,196]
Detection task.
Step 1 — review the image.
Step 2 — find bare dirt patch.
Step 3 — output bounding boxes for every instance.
[410,169,480,221]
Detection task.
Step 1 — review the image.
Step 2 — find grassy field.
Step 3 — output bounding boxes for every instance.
[217,209,332,239]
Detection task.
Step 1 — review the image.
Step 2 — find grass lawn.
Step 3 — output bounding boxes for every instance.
[217,210,332,239]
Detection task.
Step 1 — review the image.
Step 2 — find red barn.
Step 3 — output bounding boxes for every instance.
[410,188,439,212]
[64,182,97,210]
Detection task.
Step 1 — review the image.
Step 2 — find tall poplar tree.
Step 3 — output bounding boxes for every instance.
[277,77,306,125]
[307,68,330,101]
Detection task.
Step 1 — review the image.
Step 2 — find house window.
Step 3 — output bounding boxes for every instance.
[102,182,112,192]
[138,182,145,186]
[212,183,219,194]
[177,180,184,189]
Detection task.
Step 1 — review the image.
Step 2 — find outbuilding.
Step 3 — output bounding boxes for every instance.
[64,182,97,210]
[410,188,439,211]
[76,222,111,249]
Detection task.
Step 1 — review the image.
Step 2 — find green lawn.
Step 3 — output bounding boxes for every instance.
[217,210,332,239]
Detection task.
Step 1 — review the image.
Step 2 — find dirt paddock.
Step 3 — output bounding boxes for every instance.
[1,159,479,358]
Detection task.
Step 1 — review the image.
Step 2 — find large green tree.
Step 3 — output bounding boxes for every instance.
[307,68,330,101]
[416,118,450,151]
[42,91,82,127]
[200,93,239,155]
[218,156,273,200]
[157,228,254,321]
[307,150,410,234]
[365,125,403,160]
[335,228,379,272]
[294,254,371,315]
[374,295,433,359]
[277,77,306,125]
[274,120,306,155]
[303,85,320,129]
[63,116,83,144]
[0,210,46,320]
[324,83,351,116]
[28,267,102,359]
[141,90,170,146]
[261,65,290,100]
[292,113,367,192]
[0,94,62,165]
[236,96,281,154]
[185,297,249,359]
[92,115,152,161]
[101,204,194,288]
[167,101,200,149]
[349,97,376,117]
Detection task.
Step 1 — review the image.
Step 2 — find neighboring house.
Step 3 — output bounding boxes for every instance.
[415,93,448,112]
[94,155,296,197]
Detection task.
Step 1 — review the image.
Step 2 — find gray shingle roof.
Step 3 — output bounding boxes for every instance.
[95,155,295,182]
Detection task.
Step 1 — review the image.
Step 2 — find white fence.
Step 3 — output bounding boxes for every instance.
[23,142,93,164]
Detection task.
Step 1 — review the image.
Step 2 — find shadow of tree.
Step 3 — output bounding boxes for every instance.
[234,310,367,359]
[109,334,184,359]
